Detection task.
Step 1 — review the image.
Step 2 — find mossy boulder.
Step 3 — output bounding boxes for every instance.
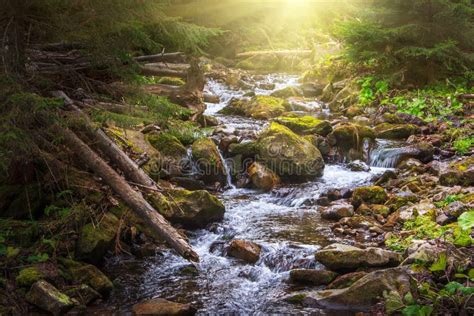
[328,124,375,150]
[77,213,119,263]
[148,189,225,229]
[270,86,303,98]
[191,138,227,185]
[439,157,474,187]
[273,115,332,136]
[148,133,188,177]
[228,141,258,158]
[300,267,411,311]
[315,243,401,271]
[290,269,338,286]
[247,162,280,192]
[255,122,325,181]
[352,186,388,207]
[386,192,418,212]
[66,261,113,296]
[64,284,100,306]
[219,96,289,120]
[26,280,74,315]
[374,123,418,139]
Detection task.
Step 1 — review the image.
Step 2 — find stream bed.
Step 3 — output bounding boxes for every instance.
[105,74,394,315]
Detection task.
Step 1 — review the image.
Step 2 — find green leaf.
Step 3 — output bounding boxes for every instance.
[429,253,447,272]
[468,268,474,280]
[6,246,20,258]
[444,281,464,295]
[384,290,404,313]
[458,211,474,230]
[402,305,433,316]
[27,253,49,263]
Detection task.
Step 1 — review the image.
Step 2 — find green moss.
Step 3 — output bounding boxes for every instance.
[16,267,43,287]
[285,294,307,304]
[228,141,258,157]
[77,213,119,261]
[219,96,288,120]
[329,124,375,149]
[270,86,302,98]
[374,123,418,139]
[164,120,206,146]
[157,76,185,86]
[274,115,332,136]
[147,133,187,158]
[352,186,388,206]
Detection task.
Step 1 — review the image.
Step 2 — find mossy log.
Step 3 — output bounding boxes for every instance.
[59,127,199,262]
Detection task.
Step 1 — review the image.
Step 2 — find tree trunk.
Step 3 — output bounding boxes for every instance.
[133,52,186,63]
[140,64,187,78]
[59,127,199,262]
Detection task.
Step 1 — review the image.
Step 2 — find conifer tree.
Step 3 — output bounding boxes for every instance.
[337,0,474,84]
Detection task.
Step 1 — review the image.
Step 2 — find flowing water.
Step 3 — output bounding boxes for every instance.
[105,74,392,315]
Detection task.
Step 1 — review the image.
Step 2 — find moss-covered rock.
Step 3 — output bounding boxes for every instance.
[270,86,303,98]
[67,262,113,296]
[439,157,474,187]
[274,115,332,136]
[345,105,363,118]
[328,124,375,151]
[326,271,367,290]
[290,269,338,286]
[16,267,44,287]
[315,243,401,271]
[147,133,188,178]
[64,284,100,305]
[191,138,227,185]
[219,96,288,120]
[228,141,258,158]
[26,280,74,315]
[148,189,225,229]
[255,122,325,181]
[77,213,119,263]
[247,162,280,192]
[386,192,418,212]
[352,186,388,207]
[374,123,418,139]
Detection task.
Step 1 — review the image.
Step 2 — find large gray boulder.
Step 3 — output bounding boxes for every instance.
[293,267,412,311]
[315,243,402,271]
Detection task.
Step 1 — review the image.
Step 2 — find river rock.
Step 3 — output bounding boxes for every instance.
[352,116,370,126]
[132,298,196,316]
[321,203,354,220]
[271,86,303,98]
[255,122,325,181]
[63,260,113,296]
[439,157,474,187]
[301,82,324,97]
[374,123,418,139]
[77,213,119,263]
[274,115,332,136]
[248,162,280,192]
[297,267,412,311]
[148,189,225,229]
[65,284,101,305]
[26,280,74,315]
[315,243,401,270]
[348,160,370,172]
[227,239,261,263]
[398,201,435,221]
[219,96,289,120]
[258,82,276,90]
[148,133,188,178]
[191,137,227,185]
[351,186,388,208]
[327,124,375,161]
[290,269,338,286]
[326,271,367,289]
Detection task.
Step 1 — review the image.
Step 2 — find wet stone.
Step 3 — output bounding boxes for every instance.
[227,239,262,264]
[132,298,196,316]
[290,269,338,286]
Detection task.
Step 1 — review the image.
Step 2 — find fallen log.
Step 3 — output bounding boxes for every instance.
[51,91,156,189]
[140,64,187,78]
[236,49,312,59]
[145,62,190,71]
[133,52,186,63]
[59,127,199,262]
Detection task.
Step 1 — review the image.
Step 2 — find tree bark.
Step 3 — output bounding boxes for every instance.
[58,127,199,262]
[140,64,187,78]
[133,52,186,63]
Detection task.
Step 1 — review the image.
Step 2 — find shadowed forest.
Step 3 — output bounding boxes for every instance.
[0,0,473,315]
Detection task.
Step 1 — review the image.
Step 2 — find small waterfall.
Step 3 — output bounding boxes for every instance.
[218,149,236,190]
[369,139,404,168]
